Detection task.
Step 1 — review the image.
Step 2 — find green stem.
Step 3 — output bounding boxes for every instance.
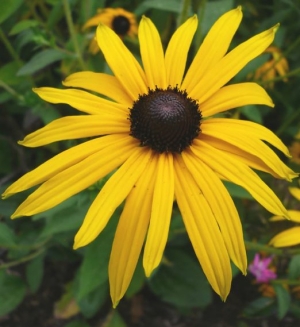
[276,104,300,136]
[193,0,207,49]
[0,248,45,270]
[178,0,191,25]
[0,28,22,66]
[62,0,86,70]
[245,241,300,256]
[0,81,24,101]
[272,279,300,286]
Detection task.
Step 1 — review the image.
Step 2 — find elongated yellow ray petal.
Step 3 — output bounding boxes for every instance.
[192,139,289,218]
[18,115,129,147]
[96,23,147,100]
[182,7,242,91]
[11,137,137,217]
[271,210,300,222]
[165,15,198,87]
[74,148,152,248]
[33,88,127,115]
[174,155,231,300]
[202,118,291,157]
[200,134,293,179]
[188,24,278,102]
[182,150,247,274]
[2,135,134,198]
[109,155,157,307]
[202,121,294,180]
[269,227,300,247]
[139,16,166,89]
[143,153,174,276]
[63,72,132,106]
[200,83,274,117]
[290,187,300,201]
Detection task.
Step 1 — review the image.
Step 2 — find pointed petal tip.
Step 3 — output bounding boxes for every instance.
[236,5,242,12]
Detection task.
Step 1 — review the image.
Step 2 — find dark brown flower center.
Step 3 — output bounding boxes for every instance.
[129,86,202,153]
[112,15,131,36]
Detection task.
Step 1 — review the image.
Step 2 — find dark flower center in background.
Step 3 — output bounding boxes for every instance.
[112,15,131,35]
[129,86,202,153]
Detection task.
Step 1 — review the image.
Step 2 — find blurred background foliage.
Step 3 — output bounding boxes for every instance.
[0,0,300,326]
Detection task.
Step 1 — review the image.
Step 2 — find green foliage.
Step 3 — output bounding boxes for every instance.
[0,0,300,325]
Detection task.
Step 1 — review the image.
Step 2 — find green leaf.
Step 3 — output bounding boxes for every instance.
[0,271,27,317]
[17,49,69,76]
[76,214,119,300]
[0,62,24,86]
[288,254,300,279]
[135,0,183,15]
[78,284,108,318]
[0,0,23,24]
[31,104,61,125]
[26,254,45,293]
[102,310,127,327]
[243,297,275,317]
[125,258,145,298]
[9,19,39,35]
[240,105,263,124]
[149,248,212,308]
[223,181,253,200]
[273,284,291,319]
[0,222,16,247]
[63,320,91,327]
[199,0,234,37]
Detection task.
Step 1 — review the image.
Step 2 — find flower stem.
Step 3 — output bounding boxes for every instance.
[245,241,300,256]
[0,28,22,66]
[178,0,191,25]
[62,0,86,71]
[0,248,45,270]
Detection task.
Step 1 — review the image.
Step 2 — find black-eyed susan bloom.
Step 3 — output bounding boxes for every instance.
[269,187,300,247]
[2,7,297,306]
[83,7,137,54]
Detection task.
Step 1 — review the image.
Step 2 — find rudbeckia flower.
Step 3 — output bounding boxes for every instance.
[252,46,289,89]
[289,141,300,165]
[2,7,296,306]
[270,187,300,247]
[83,7,137,54]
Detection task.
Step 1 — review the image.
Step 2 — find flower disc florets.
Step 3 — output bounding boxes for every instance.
[112,16,131,35]
[129,86,202,153]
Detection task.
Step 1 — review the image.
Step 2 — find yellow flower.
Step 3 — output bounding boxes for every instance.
[270,187,300,247]
[2,8,296,306]
[289,141,300,165]
[253,46,289,88]
[83,7,137,54]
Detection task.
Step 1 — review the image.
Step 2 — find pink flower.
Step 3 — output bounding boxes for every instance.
[248,253,277,283]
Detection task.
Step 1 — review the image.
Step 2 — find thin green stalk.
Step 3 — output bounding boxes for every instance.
[193,0,207,49]
[272,279,300,286]
[178,0,191,26]
[0,81,24,101]
[0,248,45,270]
[62,0,86,70]
[246,241,300,256]
[0,28,22,66]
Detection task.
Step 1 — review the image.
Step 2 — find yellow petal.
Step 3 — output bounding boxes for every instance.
[109,155,157,307]
[139,16,166,89]
[18,115,129,147]
[188,24,278,102]
[63,72,132,106]
[290,187,300,201]
[201,83,274,117]
[165,15,198,87]
[74,147,152,248]
[201,120,294,181]
[192,139,290,218]
[182,150,247,274]
[33,87,127,115]
[269,227,300,247]
[11,136,137,217]
[174,155,231,300]
[143,153,174,277]
[2,135,131,198]
[200,134,293,180]
[202,118,292,158]
[182,7,242,92]
[96,24,147,100]
[270,210,300,222]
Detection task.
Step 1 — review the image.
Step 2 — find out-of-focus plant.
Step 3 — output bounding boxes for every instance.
[0,0,300,326]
